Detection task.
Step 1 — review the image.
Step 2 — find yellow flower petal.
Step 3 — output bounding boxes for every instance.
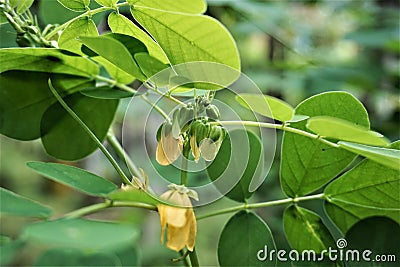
[199,138,218,161]
[190,134,200,162]
[186,209,197,251]
[156,133,183,165]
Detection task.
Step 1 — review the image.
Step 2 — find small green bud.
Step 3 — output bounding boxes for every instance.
[209,125,222,142]
[206,104,220,120]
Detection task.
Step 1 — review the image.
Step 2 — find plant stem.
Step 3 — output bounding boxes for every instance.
[189,247,200,267]
[180,151,189,185]
[197,193,325,220]
[141,94,171,123]
[178,250,191,267]
[213,121,339,148]
[95,75,137,94]
[63,201,157,219]
[143,82,187,107]
[47,79,133,186]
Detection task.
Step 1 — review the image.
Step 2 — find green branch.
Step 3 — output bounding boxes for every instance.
[196,193,325,220]
[212,121,339,148]
[47,79,133,186]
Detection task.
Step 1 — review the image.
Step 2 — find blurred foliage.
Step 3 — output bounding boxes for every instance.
[1,0,399,266]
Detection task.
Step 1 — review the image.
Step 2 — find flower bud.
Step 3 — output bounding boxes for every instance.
[206,104,220,120]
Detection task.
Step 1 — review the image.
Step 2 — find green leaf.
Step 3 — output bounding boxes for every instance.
[33,248,120,267]
[57,0,90,12]
[108,188,161,206]
[345,217,400,267]
[94,0,118,7]
[0,48,99,77]
[307,116,389,146]
[0,237,24,265]
[134,52,169,84]
[107,12,169,64]
[131,8,240,69]
[0,187,52,218]
[23,219,139,250]
[284,205,336,253]
[235,93,294,122]
[281,91,370,197]
[128,0,206,14]
[58,17,98,54]
[27,162,117,197]
[79,35,146,80]
[218,211,276,266]
[338,141,400,170]
[207,129,263,202]
[41,93,119,160]
[9,0,34,14]
[0,71,94,140]
[324,142,400,233]
[81,86,134,99]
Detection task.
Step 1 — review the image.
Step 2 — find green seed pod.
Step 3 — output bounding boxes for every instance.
[189,120,201,136]
[209,125,222,142]
[206,104,220,120]
[196,122,210,145]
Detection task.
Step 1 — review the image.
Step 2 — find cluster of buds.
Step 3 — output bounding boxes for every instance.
[156,97,226,165]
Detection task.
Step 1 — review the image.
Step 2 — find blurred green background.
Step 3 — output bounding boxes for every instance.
[1,0,399,266]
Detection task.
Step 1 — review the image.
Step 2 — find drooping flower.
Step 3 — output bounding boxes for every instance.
[158,185,198,252]
[156,129,183,166]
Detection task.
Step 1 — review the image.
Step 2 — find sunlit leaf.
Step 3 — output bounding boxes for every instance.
[108,188,161,206]
[236,93,294,122]
[59,17,98,54]
[0,48,99,77]
[27,162,117,196]
[281,92,370,197]
[307,116,389,146]
[0,187,52,218]
[94,0,118,7]
[128,0,206,14]
[57,0,90,12]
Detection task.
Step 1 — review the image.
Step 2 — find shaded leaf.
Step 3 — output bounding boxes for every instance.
[0,71,94,140]
[307,116,389,146]
[281,92,370,197]
[23,219,139,250]
[207,129,263,202]
[338,141,399,170]
[134,52,169,85]
[0,187,52,218]
[94,0,118,7]
[345,217,399,267]
[236,93,294,122]
[284,205,335,253]
[58,17,98,54]
[0,237,24,265]
[128,0,206,14]
[27,162,117,197]
[57,0,89,12]
[218,211,276,266]
[94,56,136,84]
[0,48,99,77]
[41,93,119,160]
[324,142,400,233]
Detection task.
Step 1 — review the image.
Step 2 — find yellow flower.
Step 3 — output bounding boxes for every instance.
[190,132,201,162]
[156,132,183,166]
[158,186,198,252]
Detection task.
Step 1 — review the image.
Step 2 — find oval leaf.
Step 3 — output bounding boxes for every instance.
[0,48,99,77]
[57,0,90,12]
[280,91,370,197]
[40,93,119,160]
[79,35,146,80]
[324,142,400,233]
[23,219,139,250]
[0,71,94,140]
[128,0,206,14]
[0,187,52,218]
[344,217,400,267]
[284,205,336,253]
[338,141,400,170]
[307,116,389,146]
[218,211,276,266]
[131,7,240,70]
[27,162,117,196]
[59,17,99,54]
[236,93,294,122]
[207,129,263,202]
